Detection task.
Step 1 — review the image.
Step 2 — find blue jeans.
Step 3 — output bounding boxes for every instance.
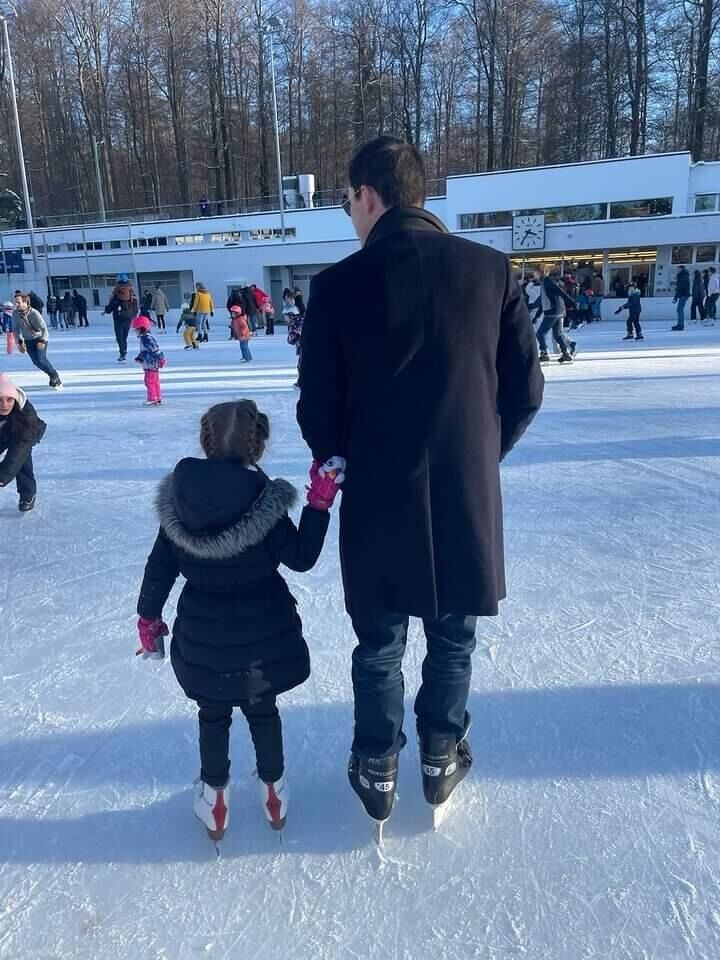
[25,340,60,384]
[350,610,478,757]
[676,297,688,328]
[536,314,570,355]
[590,296,602,320]
[239,340,253,361]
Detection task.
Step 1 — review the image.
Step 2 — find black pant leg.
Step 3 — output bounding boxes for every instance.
[239,696,284,783]
[197,701,233,788]
[350,610,410,757]
[15,450,36,501]
[415,614,478,742]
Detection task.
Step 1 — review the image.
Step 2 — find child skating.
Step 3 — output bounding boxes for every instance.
[229,304,253,362]
[135,399,343,842]
[177,306,200,349]
[132,314,165,405]
[1,301,14,353]
[615,282,644,341]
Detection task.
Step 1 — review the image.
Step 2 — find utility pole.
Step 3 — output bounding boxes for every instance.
[0,2,39,274]
[92,138,106,222]
[265,16,286,242]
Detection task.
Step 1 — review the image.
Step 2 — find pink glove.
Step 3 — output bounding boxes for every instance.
[136,617,169,660]
[307,457,346,511]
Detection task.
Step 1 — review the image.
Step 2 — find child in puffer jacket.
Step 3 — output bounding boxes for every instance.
[132,314,165,405]
[135,399,344,842]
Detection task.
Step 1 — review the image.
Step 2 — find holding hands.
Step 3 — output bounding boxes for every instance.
[136,616,169,660]
[306,456,346,511]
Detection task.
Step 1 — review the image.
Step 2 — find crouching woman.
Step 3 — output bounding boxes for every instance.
[0,373,47,512]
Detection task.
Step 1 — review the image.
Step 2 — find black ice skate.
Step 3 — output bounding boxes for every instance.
[348,753,398,841]
[419,730,473,828]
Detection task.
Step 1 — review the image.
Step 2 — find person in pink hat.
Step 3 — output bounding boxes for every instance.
[132,314,165,406]
[0,373,47,512]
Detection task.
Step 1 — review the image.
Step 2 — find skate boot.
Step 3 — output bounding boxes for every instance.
[257,774,289,830]
[419,730,473,823]
[539,351,550,363]
[348,753,398,823]
[558,352,573,363]
[193,779,229,841]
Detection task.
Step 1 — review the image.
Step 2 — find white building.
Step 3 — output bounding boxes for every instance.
[1,151,718,319]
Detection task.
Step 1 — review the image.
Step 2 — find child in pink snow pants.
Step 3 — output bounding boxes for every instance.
[132,314,165,406]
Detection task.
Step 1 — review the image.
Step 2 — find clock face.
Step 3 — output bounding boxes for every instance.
[512,214,546,250]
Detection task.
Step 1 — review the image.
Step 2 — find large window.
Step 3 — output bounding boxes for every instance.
[132,237,168,248]
[696,245,718,263]
[459,198,672,231]
[672,246,693,264]
[694,194,718,213]
[458,211,512,229]
[515,203,607,223]
[672,244,718,265]
[609,198,672,219]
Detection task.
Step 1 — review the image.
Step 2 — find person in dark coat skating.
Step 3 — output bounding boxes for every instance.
[297,136,544,827]
[0,373,47,512]
[135,399,341,841]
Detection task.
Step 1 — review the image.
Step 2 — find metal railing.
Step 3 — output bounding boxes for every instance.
[18,179,448,233]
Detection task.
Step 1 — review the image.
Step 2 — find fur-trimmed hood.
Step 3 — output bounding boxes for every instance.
[155,458,298,561]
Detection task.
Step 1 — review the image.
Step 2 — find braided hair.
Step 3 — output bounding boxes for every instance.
[199,399,269,465]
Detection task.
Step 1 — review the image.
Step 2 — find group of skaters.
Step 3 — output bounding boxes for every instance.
[523,262,720,359]
[46,290,89,329]
[671,264,719,331]
[524,266,580,363]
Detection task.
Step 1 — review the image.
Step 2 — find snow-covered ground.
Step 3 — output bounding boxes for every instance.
[1,318,719,960]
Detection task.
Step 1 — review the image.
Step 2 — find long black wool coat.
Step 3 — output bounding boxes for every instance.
[297,206,544,620]
[137,458,329,704]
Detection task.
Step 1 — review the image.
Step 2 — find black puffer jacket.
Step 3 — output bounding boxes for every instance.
[137,458,329,704]
[0,388,46,486]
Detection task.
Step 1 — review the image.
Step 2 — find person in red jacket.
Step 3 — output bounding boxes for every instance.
[251,284,275,335]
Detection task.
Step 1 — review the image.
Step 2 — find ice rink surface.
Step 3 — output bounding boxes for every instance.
[1,318,719,959]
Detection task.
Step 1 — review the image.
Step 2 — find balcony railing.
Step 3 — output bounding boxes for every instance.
[20,180,447,232]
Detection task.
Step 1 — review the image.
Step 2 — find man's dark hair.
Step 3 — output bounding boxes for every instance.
[348,136,426,209]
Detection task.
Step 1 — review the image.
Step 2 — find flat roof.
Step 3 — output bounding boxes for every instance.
[446,152,691,182]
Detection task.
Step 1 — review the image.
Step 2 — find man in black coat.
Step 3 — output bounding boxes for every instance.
[672,265,691,331]
[72,290,88,327]
[297,136,544,824]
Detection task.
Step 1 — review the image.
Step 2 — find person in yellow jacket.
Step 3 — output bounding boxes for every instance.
[190,283,214,342]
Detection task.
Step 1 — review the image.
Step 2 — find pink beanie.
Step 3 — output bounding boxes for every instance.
[131,315,151,331]
[0,373,19,402]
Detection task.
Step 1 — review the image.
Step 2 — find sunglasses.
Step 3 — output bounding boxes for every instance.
[341,188,361,216]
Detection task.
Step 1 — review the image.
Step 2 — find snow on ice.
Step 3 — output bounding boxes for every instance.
[0,319,719,959]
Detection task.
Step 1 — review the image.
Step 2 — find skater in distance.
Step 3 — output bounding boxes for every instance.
[297,135,544,836]
[135,399,343,842]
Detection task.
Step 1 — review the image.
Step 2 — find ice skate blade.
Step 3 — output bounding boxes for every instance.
[372,818,387,846]
[431,799,452,830]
